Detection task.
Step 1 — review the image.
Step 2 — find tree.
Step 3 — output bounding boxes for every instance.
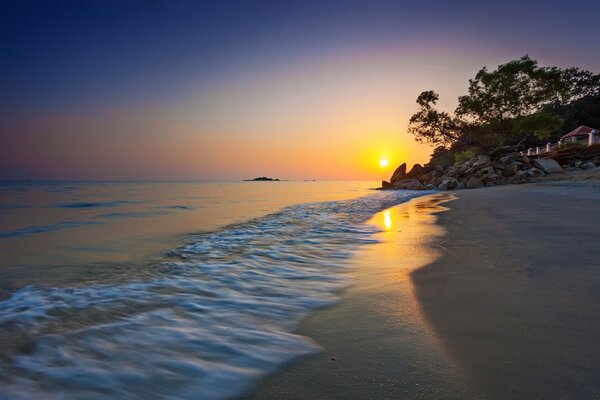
[408,56,600,150]
[455,56,549,143]
[407,91,464,146]
[511,112,564,141]
[542,67,600,105]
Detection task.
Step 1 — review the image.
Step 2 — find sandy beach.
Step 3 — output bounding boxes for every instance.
[248,178,600,399]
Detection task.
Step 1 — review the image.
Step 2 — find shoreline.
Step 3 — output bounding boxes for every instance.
[246,178,600,399]
[246,193,478,399]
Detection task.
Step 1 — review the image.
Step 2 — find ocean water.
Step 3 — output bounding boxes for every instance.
[0,181,427,399]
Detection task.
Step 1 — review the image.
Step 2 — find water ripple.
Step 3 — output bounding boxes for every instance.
[0,190,428,399]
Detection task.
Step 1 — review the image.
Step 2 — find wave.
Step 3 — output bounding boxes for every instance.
[56,200,139,209]
[0,221,103,239]
[0,190,428,399]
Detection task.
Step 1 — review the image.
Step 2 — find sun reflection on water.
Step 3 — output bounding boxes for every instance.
[383,210,392,230]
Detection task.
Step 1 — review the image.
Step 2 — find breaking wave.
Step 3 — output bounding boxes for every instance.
[0,190,427,400]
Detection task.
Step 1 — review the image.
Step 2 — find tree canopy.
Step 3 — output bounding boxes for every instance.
[408,56,600,151]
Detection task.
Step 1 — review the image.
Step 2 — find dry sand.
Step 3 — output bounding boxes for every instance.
[247,179,600,399]
[412,180,600,399]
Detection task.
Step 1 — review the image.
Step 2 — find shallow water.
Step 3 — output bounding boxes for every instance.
[0,181,429,399]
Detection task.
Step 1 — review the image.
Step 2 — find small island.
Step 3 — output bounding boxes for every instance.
[243,177,280,181]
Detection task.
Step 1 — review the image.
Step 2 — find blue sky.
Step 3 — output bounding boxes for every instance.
[1,0,599,179]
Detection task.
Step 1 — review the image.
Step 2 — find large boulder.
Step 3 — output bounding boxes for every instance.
[526,168,544,178]
[394,178,423,190]
[438,178,458,190]
[466,176,484,189]
[581,161,596,170]
[499,152,521,165]
[390,163,407,183]
[431,177,443,186]
[534,158,564,174]
[502,163,519,177]
[381,180,394,189]
[407,163,425,178]
[472,155,492,170]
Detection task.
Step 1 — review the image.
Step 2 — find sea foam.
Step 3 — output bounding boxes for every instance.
[0,190,427,400]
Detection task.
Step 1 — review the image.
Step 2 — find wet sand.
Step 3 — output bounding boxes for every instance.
[248,180,600,399]
[247,193,477,399]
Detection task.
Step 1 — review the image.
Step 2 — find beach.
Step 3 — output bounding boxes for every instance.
[248,178,600,399]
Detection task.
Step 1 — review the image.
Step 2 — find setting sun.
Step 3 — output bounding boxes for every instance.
[379,158,389,168]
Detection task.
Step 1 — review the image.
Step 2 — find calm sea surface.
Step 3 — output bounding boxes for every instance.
[0,180,426,399]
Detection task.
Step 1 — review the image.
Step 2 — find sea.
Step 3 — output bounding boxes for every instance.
[0,180,427,399]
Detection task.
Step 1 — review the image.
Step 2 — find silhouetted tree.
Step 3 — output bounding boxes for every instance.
[408,56,599,150]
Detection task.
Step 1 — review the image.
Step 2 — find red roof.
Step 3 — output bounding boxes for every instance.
[560,125,598,140]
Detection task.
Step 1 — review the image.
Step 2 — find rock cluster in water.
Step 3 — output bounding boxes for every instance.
[381,153,598,191]
[244,177,280,181]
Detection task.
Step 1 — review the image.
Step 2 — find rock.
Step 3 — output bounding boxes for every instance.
[407,163,425,178]
[456,182,466,190]
[394,178,423,190]
[390,163,407,183]
[526,168,544,177]
[473,156,492,169]
[534,158,564,174]
[581,161,596,170]
[574,160,583,168]
[480,175,493,184]
[444,178,458,189]
[503,164,519,177]
[418,170,440,183]
[425,183,437,190]
[514,170,527,180]
[437,178,457,190]
[480,166,495,175]
[446,167,459,177]
[381,180,394,189]
[431,177,443,186]
[466,176,484,189]
[499,153,520,164]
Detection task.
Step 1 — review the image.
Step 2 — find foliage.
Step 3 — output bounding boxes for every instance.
[542,95,600,138]
[511,112,563,140]
[408,56,600,151]
[454,150,475,166]
[407,91,464,146]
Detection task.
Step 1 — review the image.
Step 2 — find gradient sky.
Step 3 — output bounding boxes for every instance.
[2,0,599,180]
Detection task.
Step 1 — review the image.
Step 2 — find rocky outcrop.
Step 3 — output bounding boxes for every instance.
[390,163,407,184]
[379,154,521,191]
[466,176,484,189]
[381,153,597,191]
[393,178,424,190]
[406,163,426,178]
[534,159,563,174]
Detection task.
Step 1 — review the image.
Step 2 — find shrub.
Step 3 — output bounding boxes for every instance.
[454,150,475,166]
[557,140,586,149]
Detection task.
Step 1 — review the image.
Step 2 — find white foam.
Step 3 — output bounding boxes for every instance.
[0,190,428,399]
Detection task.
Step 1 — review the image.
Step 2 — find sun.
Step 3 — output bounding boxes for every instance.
[379,158,389,168]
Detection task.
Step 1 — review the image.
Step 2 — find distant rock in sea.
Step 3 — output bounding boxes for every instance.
[244,177,280,181]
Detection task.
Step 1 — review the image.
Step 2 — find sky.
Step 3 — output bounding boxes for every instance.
[1,0,599,180]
